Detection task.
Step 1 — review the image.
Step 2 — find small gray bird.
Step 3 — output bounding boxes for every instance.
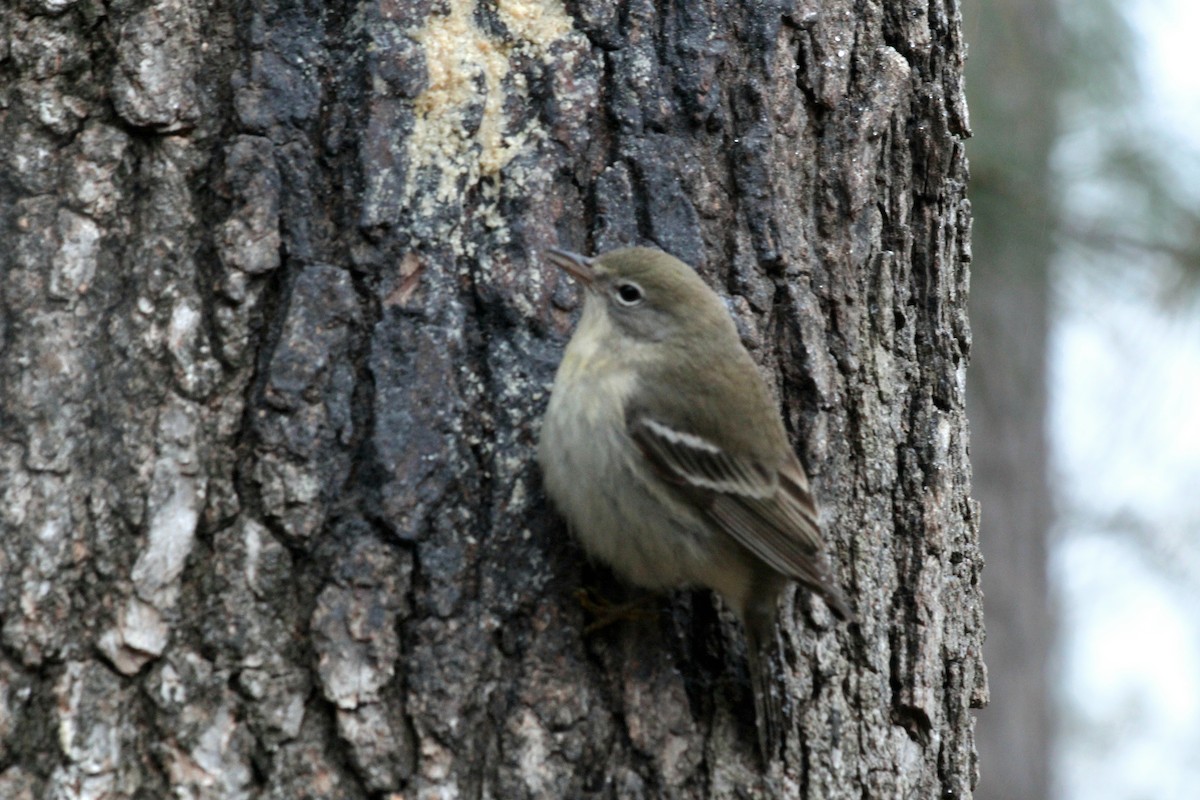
[538,246,851,758]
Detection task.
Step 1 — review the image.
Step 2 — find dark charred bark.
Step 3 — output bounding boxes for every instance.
[0,1,982,798]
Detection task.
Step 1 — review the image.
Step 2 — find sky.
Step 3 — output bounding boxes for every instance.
[1052,281,1200,800]
[1050,1,1200,798]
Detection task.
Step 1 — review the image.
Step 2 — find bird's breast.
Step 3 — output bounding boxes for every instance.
[539,342,720,592]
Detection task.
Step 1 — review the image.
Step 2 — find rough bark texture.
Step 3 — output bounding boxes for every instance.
[961,0,1056,797]
[0,1,983,798]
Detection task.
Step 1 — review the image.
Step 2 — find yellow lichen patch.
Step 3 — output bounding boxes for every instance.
[406,0,574,211]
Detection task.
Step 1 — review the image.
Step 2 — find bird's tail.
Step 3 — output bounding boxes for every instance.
[745,608,783,765]
[811,575,854,622]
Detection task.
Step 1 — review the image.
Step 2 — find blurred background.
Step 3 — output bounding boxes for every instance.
[961,0,1200,798]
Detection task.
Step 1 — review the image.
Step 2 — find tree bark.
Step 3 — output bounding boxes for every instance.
[0,1,983,798]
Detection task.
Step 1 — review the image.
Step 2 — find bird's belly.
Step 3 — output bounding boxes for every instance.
[539,379,716,591]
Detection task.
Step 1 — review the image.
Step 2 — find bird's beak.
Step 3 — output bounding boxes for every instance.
[546,248,596,287]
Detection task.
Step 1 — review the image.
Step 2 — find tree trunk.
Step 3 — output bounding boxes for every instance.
[0,1,983,798]
[960,0,1057,796]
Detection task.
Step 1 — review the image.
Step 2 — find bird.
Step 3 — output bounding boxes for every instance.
[537,245,851,760]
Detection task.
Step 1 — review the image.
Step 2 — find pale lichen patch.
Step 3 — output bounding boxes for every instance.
[496,0,573,44]
[405,0,575,222]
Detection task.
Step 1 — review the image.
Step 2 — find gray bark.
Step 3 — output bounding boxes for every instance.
[0,1,983,798]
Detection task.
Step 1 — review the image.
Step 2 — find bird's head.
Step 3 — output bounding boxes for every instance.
[546,246,733,346]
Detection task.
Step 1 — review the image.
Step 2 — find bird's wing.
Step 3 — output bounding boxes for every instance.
[630,416,851,619]
[629,417,779,499]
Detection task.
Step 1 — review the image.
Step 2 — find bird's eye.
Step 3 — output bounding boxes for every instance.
[614,281,644,306]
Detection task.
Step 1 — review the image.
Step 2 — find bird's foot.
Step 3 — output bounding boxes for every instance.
[574,588,659,633]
